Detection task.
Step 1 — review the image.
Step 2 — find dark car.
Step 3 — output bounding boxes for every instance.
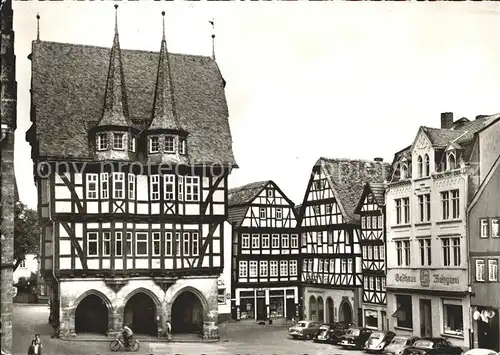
[402,338,463,355]
[339,327,373,349]
[364,331,397,353]
[313,322,350,344]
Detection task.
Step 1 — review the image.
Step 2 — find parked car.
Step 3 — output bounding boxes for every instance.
[402,338,463,355]
[383,336,420,355]
[464,349,498,355]
[313,322,350,344]
[364,331,397,353]
[288,320,322,340]
[339,327,373,349]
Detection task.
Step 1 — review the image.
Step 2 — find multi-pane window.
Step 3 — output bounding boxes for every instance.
[362,246,368,259]
[19,260,26,268]
[489,260,498,282]
[179,137,186,155]
[260,208,266,219]
[374,245,379,260]
[318,260,324,272]
[251,234,260,248]
[364,277,369,289]
[396,241,403,266]
[262,234,270,248]
[403,240,410,266]
[175,232,181,256]
[302,260,308,272]
[325,204,332,214]
[128,174,135,200]
[380,245,385,259]
[395,199,402,224]
[128,135,136,152]
[290,260,298,276]
[113,172,124,199]
[102,232,111,256]
[101,173,109,199]
[276,208,283,220]
[249,261,258,277]
[136,233,148,256]
[291,235,298,248]
[403,198,410,223]
[282,234,289,248]
[367,217,372,229]
[341,259,347,273]
[178,176,184,201]
[376,277,381,290]
[152,232,161,256]
[396,240,410,266]
[185,176,200,201]
[369,277,374,290]
[242,234,250,249]
[164,175,175,200]
[96,133,108,151]
[260,261,268,277]
[442,237,460,266]
[192,233,199,256]
[324,260,329,273]
[480,219,489,238]
[126,232,133,256]
[150,175,160,201]
[492,219,500,238]
[87,232,98,256]
[239,261,248,277]
[418,194,431,222]
[280,260,288,276]
[451,190,460,219]
[272,234,279,248]
[165,232,172,256]
[86,174,98,199]
[149,136,160,153]
[113,133,124,150]
[164,135,175,153]
[419,238,431,266]
[441,190,459,220]
[347,259,353,273]
[476,260,485,281]
[115,232,123,257]
[270,261,278,276]
[368,246,373,260]
[267,189,274,198]
[183,232,190,256]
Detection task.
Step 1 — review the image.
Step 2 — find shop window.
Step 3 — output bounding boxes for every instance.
[395,295,413,329]
[442,300,463,337]
[240,293,255,320]
[364,310,378,329]
[269,290,284,318]
[218,289,226,304]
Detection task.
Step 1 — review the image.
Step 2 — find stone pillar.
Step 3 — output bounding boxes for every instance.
[0,0,17,353]
[202,279,219,339]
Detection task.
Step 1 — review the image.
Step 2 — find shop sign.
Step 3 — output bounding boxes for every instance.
[387,269,466,292]
[307,288,325,295]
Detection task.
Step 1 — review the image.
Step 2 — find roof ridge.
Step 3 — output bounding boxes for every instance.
[319,157,390,164]
[228,180,271,193]
[34,40,213,60]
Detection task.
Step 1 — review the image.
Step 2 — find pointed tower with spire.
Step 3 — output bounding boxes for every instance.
[143,11,188,164]
[89,4,139,161]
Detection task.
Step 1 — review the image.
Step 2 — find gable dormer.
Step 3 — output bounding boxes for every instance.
[443,142,463,171]
[143,12,188,165]
[411,127,435,178]
[88,5,139,161]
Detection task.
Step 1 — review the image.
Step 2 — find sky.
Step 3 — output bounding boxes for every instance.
[11,1,500,209]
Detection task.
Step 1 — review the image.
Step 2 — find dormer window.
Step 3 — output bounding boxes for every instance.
[164,135,175,153]
[424,154,430,176]
[401,163,408,179]
[179,137,186,155]
[128,135,136,152]
[113,133,124,150]
[447,152,457,171]
[417,156,423,177]
[149,136,160,153]
[96,133,108,151]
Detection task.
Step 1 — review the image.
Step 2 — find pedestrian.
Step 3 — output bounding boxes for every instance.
[165,319,171,341]
[27,334,43,355]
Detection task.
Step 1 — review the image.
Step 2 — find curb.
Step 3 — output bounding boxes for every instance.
[58,337,221,344]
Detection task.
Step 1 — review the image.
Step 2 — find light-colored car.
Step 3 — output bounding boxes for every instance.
[383,336,419,355]
[288,320,322,340]
[365,331,396,353]
[464,349,499,355]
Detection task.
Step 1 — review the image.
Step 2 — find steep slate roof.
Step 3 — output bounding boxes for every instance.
[317,158,391,224]
[228,181,270,207]
[368,182,385,206]
[28,40,237,167]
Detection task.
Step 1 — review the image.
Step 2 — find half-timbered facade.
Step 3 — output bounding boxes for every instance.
[298,158,390,326]
[354,182,387,330]
[228,181,299,324]
[26,9,236,339]
[386,112,500,349]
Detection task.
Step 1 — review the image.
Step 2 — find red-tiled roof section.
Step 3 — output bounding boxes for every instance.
[228,181,270,207]
[318,158,391,223]
[29,41,237,166]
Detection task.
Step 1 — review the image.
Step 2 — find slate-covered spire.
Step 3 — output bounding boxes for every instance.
[97,4,132,128]
[148,11,182,132]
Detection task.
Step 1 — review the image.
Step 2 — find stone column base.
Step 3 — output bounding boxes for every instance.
[202,322,219,339]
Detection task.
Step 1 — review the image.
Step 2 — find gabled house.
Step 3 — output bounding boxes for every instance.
[228,181,299,324]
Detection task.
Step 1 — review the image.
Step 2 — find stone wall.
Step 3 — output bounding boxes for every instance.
[58,276,219,339]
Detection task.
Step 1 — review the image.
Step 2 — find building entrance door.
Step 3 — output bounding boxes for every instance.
[286,298,296,320]
[478,308,500,352]
[419,299,432,337]
[381,311,387,331]
[256,298,267,320]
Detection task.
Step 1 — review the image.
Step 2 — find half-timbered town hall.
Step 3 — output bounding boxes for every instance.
[228,181,299,324]
[354,182,388,330]
[26,8,236,339]
[298,157,390,326]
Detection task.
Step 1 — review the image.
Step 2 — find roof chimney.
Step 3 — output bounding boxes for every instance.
[441,112,453,129]
[374,157,383,162]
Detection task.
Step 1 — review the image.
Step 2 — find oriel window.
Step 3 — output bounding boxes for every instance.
[113,133,124,150]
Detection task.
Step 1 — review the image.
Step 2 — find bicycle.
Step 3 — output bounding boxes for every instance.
[109,335,140,352]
